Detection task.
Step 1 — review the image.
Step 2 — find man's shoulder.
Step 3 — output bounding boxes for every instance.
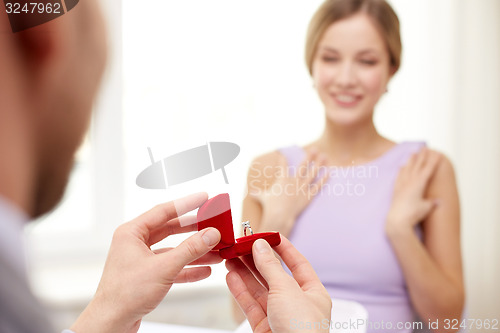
[0,247,54,333]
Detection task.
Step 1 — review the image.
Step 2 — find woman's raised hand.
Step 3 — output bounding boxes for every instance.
[386,147,442,234]
[248,150,329,236]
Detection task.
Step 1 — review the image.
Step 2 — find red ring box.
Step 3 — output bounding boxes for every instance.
[197,193,281,259]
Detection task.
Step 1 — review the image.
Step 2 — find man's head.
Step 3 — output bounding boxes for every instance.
[0,0,107,217]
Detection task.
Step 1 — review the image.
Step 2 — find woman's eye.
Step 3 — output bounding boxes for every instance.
[322,57,339,62]
[360,59,377,65]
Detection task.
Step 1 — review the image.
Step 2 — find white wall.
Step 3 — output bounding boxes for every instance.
[454,0,500,323]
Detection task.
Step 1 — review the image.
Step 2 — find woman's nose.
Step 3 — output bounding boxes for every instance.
[335,61,357,88]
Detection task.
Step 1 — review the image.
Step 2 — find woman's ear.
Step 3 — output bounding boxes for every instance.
[389,65,397,78]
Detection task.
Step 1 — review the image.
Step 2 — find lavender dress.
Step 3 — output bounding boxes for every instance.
[279,141,425,333]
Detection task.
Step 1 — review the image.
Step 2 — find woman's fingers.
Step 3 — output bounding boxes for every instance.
[297,150,317,178]
[303,153,326,185]
[413,147,428,173]
[398,153,415,183]
[399,148,441,193]
[276,152,288,170]
[309,162,329,196]
[421,150,441,186]
[294,151,329,200]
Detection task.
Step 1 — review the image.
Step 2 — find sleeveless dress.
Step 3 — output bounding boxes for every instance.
[279,141,425,333]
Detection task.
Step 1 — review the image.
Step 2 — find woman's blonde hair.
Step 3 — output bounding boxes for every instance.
[305,0,402,76]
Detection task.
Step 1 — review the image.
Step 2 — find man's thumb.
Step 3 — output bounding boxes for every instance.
[252,239,288,288]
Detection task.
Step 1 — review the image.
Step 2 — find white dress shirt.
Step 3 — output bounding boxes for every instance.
[0,195,76,333]
[0,195,28,277]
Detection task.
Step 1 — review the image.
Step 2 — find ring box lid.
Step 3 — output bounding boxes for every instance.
[197,193,280,259]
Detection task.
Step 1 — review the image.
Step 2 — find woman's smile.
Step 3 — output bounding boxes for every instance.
[330,92,362,108]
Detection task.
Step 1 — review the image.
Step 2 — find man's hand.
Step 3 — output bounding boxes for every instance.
[226,237,331,333]
[71,192,222,333]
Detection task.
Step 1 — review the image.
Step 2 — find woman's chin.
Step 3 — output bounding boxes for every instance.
[325,108,372,127]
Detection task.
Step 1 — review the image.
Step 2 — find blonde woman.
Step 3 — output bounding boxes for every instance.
[235,0,464,332]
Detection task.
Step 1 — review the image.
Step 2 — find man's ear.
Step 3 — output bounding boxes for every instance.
[17,27,57,65]
[12,18,70,85]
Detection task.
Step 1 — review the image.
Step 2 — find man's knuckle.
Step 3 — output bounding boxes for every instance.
[112,224,128,239]
[153,202,175,221]
[260,256,280,268]
[184,240,201,258]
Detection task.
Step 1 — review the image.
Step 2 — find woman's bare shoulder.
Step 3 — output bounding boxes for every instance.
[247,150,287,190]
[427,148,456,184]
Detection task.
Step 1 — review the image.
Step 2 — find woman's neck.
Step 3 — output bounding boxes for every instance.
[311,117,394,166]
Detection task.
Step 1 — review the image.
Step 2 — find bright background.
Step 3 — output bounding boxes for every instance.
[24,0,500,331]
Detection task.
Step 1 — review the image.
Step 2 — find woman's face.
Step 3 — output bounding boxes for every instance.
[312,13,393,126]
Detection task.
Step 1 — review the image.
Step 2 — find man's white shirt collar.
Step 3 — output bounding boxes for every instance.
[0,195,29,276]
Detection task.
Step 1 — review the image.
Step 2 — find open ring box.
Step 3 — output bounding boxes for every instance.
[197,193,281,259]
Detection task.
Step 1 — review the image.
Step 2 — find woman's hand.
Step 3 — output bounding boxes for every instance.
[71,192,222,333]
[248,150,329,236]
[386,148,442,235]
[226,237,332,333]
